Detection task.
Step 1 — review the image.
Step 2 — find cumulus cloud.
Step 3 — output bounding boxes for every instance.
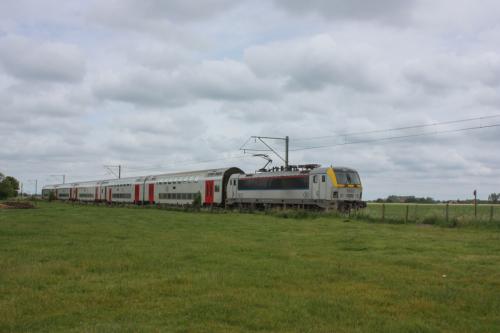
[94,59,281,107]
[403,53,500,94]
[272,0,416,24]
[0,35,85,83]
[91,0,236,23]
[244,34,380,92]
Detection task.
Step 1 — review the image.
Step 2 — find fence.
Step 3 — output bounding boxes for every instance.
[356,203,499,225]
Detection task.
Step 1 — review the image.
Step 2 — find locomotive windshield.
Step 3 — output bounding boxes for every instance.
[334,170,361,185]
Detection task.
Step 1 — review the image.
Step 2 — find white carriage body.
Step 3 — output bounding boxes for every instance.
[42,167,244,206]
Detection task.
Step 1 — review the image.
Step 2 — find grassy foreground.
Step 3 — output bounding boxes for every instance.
[0,203,499,332]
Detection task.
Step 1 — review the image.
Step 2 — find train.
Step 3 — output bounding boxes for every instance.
[42,164,366,211]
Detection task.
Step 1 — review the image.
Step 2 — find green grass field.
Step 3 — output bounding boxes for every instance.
[1,202,499,332]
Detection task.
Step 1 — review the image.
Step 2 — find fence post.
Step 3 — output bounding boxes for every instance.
[474,197,477,219]
[382,203,385,222]
[490,205,494,223]
[445,203,449,223]
[405,205,409,224]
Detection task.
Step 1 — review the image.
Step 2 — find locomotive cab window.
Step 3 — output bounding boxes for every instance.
[334,170,361,185]
[313,175,318,183]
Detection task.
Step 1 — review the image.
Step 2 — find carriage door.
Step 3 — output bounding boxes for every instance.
[231,179,237,199]
[108,188,112,202]
[135,184,140,203]
[312,175,320,200]
[319,174,327,200]
[148,184,155,204]
[95,187,99,201]
[205,180,214,204]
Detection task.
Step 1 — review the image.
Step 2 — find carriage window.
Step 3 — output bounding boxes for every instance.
[238,176,309,190]
[313,175,318,183]
[215,185,220,192]
[322,175,326,182]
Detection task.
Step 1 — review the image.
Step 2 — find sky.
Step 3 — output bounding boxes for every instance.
[0,0,499,200]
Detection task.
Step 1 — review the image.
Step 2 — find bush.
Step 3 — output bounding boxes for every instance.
[422,215,439,225]
[192,192,202,207]
[48,191,57,202]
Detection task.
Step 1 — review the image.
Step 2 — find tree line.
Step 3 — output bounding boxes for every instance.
[489,193,499,203]
[374,194,500,204]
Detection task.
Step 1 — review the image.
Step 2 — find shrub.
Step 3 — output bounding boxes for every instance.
[48,192,57,202]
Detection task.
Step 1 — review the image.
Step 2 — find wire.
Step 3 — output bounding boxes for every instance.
[291,114,500,142]
[290,123,500,152]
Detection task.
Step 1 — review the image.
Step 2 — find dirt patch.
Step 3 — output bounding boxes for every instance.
[0,202,36,209]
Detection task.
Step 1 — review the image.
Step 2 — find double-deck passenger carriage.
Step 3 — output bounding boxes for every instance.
[43,167,245,206]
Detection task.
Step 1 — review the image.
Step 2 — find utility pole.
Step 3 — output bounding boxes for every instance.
[285,136,289,169]
[27,179,38,196]
[104,165,122,179]
[240,136,290,169]
[473,189,477,218]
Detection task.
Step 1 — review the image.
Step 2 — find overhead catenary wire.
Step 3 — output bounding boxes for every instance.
[291,114,500,142]
[290,123,500,152]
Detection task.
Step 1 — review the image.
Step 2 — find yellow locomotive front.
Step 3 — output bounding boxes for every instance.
[327,167,366,211]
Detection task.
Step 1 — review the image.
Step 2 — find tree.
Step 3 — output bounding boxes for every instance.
[0,175,20,199]
[0,181,10,200]
[4,177,19,193]
[489,193,499,203]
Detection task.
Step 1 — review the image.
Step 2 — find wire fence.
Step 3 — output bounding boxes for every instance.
[355,203,499,225]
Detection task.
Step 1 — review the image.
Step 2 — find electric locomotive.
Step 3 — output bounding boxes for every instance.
[226,164,365,211]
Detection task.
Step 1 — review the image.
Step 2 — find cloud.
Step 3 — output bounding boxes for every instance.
[88,0,240,44]
[0,35,85,83]
[91,0,237,23]
[272,0,416,24]
[94,59,281,107]
[403,53,500,94]
[244,34,380,92]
